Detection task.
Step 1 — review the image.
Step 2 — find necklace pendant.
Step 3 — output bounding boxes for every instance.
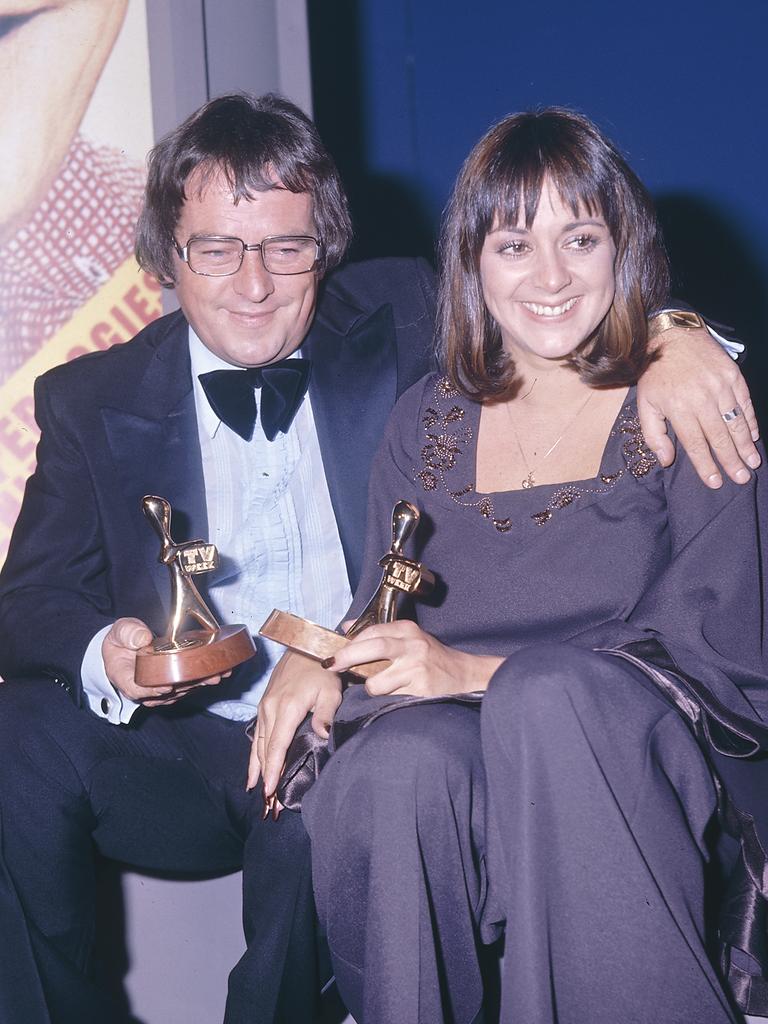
[522,472,535,490]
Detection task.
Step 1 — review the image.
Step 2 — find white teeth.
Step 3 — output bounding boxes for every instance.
[522,298,577,317]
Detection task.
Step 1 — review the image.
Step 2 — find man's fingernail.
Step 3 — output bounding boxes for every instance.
[321,656,335,669]
[736,468,751,484]
[707,473,723,489]
[748,453,761,468]
[752,430,760,442]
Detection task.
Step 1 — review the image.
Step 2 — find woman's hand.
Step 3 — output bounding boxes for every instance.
[247,650,342,799]
[637,326,760,488]
[329,620,503,698]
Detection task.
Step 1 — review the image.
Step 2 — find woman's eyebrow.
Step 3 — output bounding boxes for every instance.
[490,218,607,235]
[489,225,528,235]
[562,219,606,231]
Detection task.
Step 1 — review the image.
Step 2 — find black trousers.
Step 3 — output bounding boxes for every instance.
[304,644,738,1024]
[0,677,319,1024]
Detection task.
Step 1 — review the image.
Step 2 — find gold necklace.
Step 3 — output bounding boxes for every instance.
[504,391,595,489]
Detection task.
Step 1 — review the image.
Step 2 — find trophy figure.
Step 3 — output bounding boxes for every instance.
[135,495,256,685]
[345,499,434,638]
[259,500,434,679]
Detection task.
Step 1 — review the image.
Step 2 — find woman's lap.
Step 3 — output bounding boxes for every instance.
[303,699,486,1023]
[482,645,731,1022]
[305,644,730,1023]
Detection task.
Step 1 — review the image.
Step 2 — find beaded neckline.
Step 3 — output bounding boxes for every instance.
[414,376,658,533]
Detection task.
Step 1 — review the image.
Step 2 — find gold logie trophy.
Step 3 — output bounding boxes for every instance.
[135,495,256,686]
[259,500,435,679]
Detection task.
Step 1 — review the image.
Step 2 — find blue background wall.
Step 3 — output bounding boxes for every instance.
[309,0,767,404]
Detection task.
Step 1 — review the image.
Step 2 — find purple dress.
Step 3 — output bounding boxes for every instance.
[302,373,768,1024]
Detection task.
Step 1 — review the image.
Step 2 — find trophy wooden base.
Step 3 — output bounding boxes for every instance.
[135,624,256,686]
[259,610,389,679]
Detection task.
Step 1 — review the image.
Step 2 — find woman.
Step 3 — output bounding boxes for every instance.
[300,109,768,1023]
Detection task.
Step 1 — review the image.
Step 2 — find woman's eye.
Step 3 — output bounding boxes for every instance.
[567,234,599,252]
[498,240,529,257]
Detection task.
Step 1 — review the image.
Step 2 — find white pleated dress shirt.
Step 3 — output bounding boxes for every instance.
[82,328,352,724]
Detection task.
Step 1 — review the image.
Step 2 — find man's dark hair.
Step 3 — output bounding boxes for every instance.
[135,93,352,284]
[437,107,670,399]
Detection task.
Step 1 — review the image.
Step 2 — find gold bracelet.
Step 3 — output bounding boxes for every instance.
[647,310,706,339]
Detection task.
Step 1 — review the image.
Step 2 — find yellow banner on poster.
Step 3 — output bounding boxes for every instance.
[0,258,162,562]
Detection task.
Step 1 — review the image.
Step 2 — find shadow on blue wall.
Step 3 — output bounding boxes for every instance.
[308,0,767,420]
[308,0,436,260]
[657,194,768,417]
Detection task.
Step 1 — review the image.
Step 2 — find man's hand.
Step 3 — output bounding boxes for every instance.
[102,616,226,707]
[247,650,342,800]
[638,326,760,488]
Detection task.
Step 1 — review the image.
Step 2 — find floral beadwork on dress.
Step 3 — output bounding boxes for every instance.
[414,376,658,532]
[618,412,658,478]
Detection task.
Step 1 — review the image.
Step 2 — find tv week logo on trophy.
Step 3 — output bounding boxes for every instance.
[181,544,218,574]
[383,559,422,594]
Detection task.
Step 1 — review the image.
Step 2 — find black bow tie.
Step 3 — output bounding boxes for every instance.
[198,359,312,442]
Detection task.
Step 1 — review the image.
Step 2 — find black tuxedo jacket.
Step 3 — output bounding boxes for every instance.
[0,258,436,704]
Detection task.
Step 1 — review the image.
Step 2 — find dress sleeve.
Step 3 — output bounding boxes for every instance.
[572,446,768,721]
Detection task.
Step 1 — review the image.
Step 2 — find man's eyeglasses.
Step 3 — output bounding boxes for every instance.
[174,235,320,277]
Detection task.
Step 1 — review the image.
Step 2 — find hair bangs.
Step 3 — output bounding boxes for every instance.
[488,122,607,233]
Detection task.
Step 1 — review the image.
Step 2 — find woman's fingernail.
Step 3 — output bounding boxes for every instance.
[321,656,335,669]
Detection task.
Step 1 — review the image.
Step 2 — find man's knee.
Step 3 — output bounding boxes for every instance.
[0,677,103,798]
[0,677,72,754]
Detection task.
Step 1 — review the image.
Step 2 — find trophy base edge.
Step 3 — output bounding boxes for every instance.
[135,624,255,686]
[259,609,389,679]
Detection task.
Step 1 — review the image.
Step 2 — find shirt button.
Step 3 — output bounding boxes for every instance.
[101,698,111,714]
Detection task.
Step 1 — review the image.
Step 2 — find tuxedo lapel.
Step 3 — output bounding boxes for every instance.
[100,315,208,613]
[306,301,397,591]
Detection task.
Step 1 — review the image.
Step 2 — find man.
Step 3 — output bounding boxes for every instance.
[0,93,758,1023]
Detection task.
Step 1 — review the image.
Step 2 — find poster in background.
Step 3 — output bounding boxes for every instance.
[0,0,161,563]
